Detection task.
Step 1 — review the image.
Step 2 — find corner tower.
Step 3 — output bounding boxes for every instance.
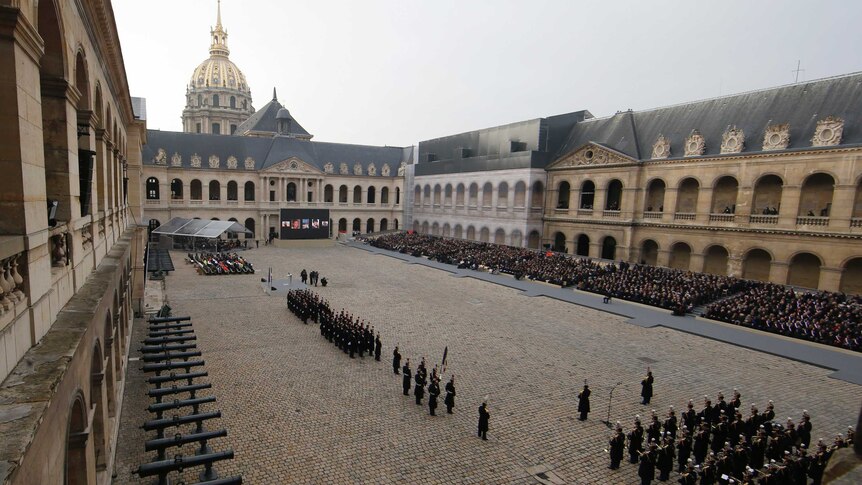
[182,0,254,135]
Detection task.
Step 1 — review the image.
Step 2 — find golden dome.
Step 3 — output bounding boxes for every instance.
[188,0,250,94]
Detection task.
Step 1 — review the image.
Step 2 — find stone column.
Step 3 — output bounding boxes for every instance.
[828,184,856,228]
[818,266,843,292]
[777,184,801,227]
[769,261,790,286]
[695,187,713,223]
[690,252,705,273]
[727,255,743,279]
[656,249,671,267]
[662,188,678,223]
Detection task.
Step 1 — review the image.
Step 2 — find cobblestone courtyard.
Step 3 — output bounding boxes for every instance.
[114,244,861,484]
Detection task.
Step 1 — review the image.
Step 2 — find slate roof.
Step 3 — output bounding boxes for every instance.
[555,72,862,160]
[142,130,409,176]
[234,97,311,138]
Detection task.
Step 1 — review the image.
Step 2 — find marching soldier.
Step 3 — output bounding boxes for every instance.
[641,368,654,405]
[374,333,382,361]
[402,359,412,396]
[647,411,662,444]
[657,433,674,481]
[414,368,425,405]
[798,411,812,449]
[664,406,678,440]
[609,422,625,469]
[444,376,456,414]
[392,346,401,374]
[682,400,697,433]
[638,445,656,485]
[577,383,591,421]
[678,461,697,485]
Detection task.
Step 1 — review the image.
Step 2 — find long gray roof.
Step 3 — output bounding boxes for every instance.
[142,130,410,176]
[555,72,862,160]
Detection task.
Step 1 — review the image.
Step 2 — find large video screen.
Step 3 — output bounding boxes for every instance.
[279,208,331,240]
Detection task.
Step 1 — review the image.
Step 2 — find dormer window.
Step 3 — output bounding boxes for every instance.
[511,141,527,152]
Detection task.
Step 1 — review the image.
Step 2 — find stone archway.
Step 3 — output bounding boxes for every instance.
[788,253,822,289]
[742,249,772,282]
[669,242,692,270]
[640,239,659,265]
[65,393,89,485]
[703,245,729,275]
[600,236,616,260]
[840,258,862,295]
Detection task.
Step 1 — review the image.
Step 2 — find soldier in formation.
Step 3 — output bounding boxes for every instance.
[444,376,456,414]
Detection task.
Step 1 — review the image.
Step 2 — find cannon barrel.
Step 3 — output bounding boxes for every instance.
[143,335,197,345]
[148,371,208,385]
[148,396,216,414]
[142,360,205,373]
[141,351,203,363]
[148,383,211,399]
[145,429,227,452]
[147,316,192,324]
[142,411,222,432]
[134,449,233,477]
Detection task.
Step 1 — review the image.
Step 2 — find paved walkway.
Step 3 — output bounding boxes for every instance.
[347,241,862,385]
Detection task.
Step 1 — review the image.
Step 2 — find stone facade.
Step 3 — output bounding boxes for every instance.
[543,142,862,294]
[0,1,146,484]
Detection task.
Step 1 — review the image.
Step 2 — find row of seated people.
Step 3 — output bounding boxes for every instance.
[704,284,862,351]
[614,391,855,484]
[367,232,861,352]
[187,252,255,275]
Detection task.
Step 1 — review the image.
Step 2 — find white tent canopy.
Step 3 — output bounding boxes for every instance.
[152,217,252,238]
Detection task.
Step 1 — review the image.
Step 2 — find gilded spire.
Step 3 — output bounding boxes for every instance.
[209,0,229,57]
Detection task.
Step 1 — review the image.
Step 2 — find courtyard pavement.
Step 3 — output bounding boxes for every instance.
[113,244,861,484]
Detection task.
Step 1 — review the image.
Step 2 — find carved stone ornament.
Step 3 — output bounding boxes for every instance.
[381,163,391,177]
[208,155,220,169]
[720,126,745,154]
[289,160,298,170]
[651,135,671,159]
[762,124,790,151]
[353,163,363,175]
[397,162,406,176]
[154,148,167,165]
[684,130,706,156]
[555,145,629,168]
[171,152,182,166]
[340,163,349,175]
[190,153,202,168]
[811,116,844,147]
[324,162,334,174]
[244,157,255,170]
[226,156,238,169]
[368,163,376,176]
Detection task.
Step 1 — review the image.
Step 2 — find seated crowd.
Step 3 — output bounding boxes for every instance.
[187,252,255,275]
[704,284,862,351]
[366,232,861,352]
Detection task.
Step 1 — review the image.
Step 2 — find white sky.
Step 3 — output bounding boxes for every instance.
[114,0,862,148]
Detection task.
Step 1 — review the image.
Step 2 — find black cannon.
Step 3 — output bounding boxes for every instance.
[148,396,217,418]
[145,429,227,460]
[143,335,197,345]
[140,343,198,354]
[148,371,208,388]
[148,383,212,402]
[189,477,243,485]
[148,328,195,338]
[142,410,222,438]
[141,351,203,363]
[148,322,194,331]
[142,360,205,375]
[134,449,234,484]
[147,315,192,324]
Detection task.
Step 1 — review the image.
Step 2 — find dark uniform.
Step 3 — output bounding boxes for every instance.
[638,449,656,485]
[641,371,654,405]
[428,380,439,416]
[478,403,490,440]
[414,370,425,405]
[629,419,645,463]
[577,385,591,421]
[392,347,401,374]
[374,334,382,361]
[676,431,692,472]
[444,377,456,414]
[609,426,625,469]
[402,362,411,395]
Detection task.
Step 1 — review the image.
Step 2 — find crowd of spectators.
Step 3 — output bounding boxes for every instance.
[704,284,862,351]
[366,232,862,352]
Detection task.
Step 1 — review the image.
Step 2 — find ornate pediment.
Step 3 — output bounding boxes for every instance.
[340,163,349,175]
[190,153,202,168]
[684,130,706,157]
[353,163,363,175]
[244,157,256,170]
[381,163,391,176]
[367,163,377,176]
[651,135,670,159]
[264,157,322,174]
[323,162,334,174]
[208,155,220,169]
[720,126,745,154]
[547,143,636,170]
[762,124,789,151]
[170,152,182,167]
[811,116,843,147]
[226,156,238,169]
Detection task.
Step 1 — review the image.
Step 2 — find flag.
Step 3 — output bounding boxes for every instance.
[441,346,448,373]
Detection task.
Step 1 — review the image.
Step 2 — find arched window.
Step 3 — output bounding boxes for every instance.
[209,180,220,200]
[324,184,334,203]
[601,236,617,260]
[146,177,159,199]
[482,182,493,207]
[244,181,255,201]
[711,176,739,214]
[514,181,527,208]
[752,175,783,215]
[527,230,541,249]
[423,185,431,205]
[579,181,594,209]
[798,173,835,217]
[442,223,451,237]
[557,181,570,209]
[743,249,772,282]
[788,253,822,289]
[468,183,479,206]
[245,217,255,238]
[380,218,389,231]
[553,232,567,252]
[367,186,376,204]
[381,187,389,204]
[230,96,236,108]
[456,184,466,206]
[170,178,183,200]
[443,184,452,206]
[433,184,442,206]
[644,179,665,212]
[286,182,297,202]
[454,224,464,239]
[531,181,544,208]
[212,122,220,135]
[395,187,401,205]
[353,186,362,204]
[212,94,219,107]
[840,258,862,295]
[640,239,658,265]
[605,179,623,210]
[227,181,238,200]
[367,218,375,233]
[676,178,699,213]
[494,228,506,244]
[576,234,590,257]
[497,182,509,208]
[227,217,239,239]
[90,343,106,470]
[190,179,202,200]
[669,242,692,270]
[338,218,347,233]
[353,218,362,232]
[339,185,348,203]
[703,245,729,275]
